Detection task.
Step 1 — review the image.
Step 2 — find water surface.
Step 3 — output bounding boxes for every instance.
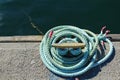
[0,0,120,36]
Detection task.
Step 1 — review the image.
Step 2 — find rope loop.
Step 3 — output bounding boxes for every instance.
[40,25,113,77]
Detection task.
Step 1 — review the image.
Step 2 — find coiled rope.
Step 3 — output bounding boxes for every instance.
[40,25,113,77]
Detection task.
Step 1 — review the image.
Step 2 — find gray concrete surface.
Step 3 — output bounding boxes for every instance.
[0,42,119,80]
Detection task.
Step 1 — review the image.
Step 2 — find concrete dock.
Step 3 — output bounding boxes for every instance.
[0,35,120,80]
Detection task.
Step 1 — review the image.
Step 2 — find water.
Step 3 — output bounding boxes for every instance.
[0,0,120,36]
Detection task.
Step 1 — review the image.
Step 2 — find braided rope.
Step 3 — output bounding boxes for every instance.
[40,25,113,77]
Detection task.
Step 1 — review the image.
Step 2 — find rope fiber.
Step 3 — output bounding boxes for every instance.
[40,25,113,77]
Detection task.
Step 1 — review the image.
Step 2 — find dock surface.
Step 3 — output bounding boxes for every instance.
[0,34,120,80]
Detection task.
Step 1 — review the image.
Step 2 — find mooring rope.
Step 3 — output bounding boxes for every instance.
[40,25,113,77]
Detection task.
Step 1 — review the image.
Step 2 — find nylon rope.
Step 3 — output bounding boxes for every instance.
[40,25,113,77]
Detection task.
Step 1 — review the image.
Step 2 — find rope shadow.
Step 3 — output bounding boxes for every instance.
[48,46,115,80]
[73,46,115,80]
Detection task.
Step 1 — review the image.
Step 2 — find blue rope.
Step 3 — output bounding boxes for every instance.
[40,25,113,77]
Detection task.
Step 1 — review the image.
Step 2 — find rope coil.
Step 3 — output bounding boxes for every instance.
[40,25,113,77]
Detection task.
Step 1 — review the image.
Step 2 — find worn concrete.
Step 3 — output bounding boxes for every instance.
[0,42,119,80]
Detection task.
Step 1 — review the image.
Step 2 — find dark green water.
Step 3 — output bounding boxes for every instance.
[0,0,120,36]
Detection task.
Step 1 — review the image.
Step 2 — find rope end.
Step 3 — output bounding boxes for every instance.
[49,31,54,38]
[101,26,106,33]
